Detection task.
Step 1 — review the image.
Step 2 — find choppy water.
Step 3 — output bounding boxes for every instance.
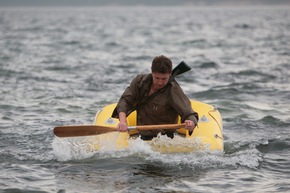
[0,6,290,193]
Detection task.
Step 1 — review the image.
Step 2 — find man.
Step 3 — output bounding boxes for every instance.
[112,55,198,140]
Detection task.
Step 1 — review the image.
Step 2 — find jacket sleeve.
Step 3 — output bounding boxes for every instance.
[169,81,199,125]
[111,75,140,118]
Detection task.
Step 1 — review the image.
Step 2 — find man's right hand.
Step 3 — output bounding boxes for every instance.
[118,112,128,132]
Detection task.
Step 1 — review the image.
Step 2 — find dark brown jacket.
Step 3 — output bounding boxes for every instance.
[112,74,198,136]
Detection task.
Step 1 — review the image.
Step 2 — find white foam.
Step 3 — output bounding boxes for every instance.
[52,134,262,169]
[52,137,96,161]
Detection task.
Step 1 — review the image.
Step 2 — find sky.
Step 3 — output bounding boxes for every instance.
[0,0,289,7]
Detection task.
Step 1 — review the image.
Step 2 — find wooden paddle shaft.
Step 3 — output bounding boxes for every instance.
[130,123,186,131]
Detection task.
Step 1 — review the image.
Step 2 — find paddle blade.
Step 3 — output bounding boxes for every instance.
[53,125,117,138]
[172,61,191,76]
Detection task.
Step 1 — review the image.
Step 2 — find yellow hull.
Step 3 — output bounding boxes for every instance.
[93,100,223,153]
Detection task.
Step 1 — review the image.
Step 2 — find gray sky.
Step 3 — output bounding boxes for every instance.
[0,0,289,6]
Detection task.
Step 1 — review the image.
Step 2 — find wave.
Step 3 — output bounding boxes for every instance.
[198,61,218,69]
[259,115,290,127]
[257,137,290,154]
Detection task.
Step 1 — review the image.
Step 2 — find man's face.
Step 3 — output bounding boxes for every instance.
[152,72,171,90]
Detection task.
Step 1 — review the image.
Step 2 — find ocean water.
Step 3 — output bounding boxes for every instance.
[0,6,290,193]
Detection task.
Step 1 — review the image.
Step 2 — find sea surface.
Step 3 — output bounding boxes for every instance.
[0,6,290,193]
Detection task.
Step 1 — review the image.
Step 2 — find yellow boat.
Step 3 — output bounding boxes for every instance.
[92,99,223,153]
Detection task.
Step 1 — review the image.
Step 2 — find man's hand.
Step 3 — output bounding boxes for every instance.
[117,121,128,132]
[184,120,195,131]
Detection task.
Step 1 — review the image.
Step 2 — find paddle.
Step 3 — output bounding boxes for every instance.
[54,123,186,138]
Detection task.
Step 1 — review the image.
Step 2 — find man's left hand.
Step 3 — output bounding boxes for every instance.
[184,120,195,131]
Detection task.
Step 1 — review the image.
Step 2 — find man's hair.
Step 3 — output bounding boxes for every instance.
[151,55,172,74]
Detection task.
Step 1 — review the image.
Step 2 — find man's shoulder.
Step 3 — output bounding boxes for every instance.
[130,74,151,88]
[169,79,181,87]
[135,73,151,82]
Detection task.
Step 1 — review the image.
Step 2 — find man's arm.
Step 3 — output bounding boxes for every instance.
[117,112,128,132]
